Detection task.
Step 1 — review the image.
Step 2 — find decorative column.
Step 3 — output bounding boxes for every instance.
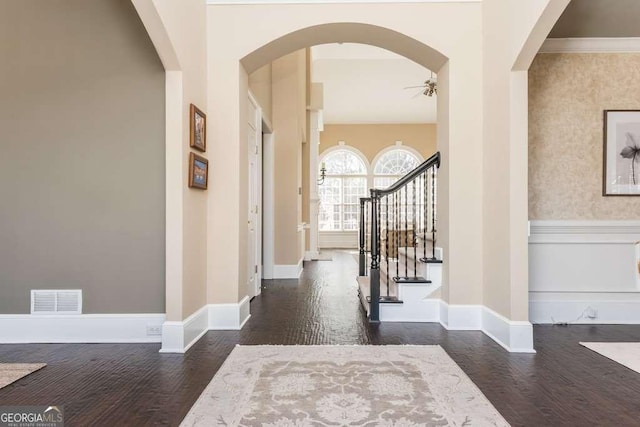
[307,83,324,260]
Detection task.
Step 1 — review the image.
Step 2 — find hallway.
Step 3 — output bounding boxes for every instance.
[1,252,639,426]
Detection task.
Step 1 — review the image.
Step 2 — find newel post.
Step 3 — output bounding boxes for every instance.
[369,190,381,322]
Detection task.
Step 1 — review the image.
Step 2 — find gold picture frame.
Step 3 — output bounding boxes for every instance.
[189,152,208,190]
[190,104,206,152]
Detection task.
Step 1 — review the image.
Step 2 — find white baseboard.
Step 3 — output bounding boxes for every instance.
[304,251,318,261]
[380,298,441,322]
[437,301,535,353]
[273,258,303,279]
[441,303,482,330]
[530,298,640,325]
[160,297,252,353]
[160,305,209,353]
[482,306,535,353]
[0,313,166,344]
[209,296,251,330]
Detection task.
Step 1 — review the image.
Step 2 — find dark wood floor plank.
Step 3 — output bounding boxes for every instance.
[1,251,639,426]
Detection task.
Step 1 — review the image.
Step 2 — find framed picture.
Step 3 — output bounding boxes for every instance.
[190,104,206,152]
[189,152,208,190]
[604,110,640,196]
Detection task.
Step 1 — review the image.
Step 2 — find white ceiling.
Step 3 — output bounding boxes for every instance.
[311,43,436,124]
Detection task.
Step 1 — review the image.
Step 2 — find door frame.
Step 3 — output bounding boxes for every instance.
[262,125,275,280]
[247,91,263,297]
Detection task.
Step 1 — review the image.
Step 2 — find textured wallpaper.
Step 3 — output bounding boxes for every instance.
[529,53,640,219]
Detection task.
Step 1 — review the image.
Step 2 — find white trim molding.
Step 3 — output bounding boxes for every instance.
[0,313,166,344]
[440,303,482,330]
[161,297,252,353]
[437,301,535,353]
[273,258,303,279]
[208,0,480,4]
[161,306,208,353]
[540,37,640,54]
[481,307,535,353]
[209,296,251,330]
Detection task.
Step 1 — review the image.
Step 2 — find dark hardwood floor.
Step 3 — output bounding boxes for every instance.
[1,251,639,426]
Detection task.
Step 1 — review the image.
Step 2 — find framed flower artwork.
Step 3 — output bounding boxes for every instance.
[603,110,640,196]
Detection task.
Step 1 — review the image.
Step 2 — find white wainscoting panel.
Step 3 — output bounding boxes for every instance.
[529,220,640,324]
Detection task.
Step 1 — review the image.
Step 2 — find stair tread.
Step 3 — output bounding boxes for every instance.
[356,276,401,301]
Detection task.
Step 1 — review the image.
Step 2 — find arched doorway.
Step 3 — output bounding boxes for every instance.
[205,4,484,334]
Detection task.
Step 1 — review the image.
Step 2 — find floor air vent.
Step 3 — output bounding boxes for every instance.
[31,290,82,314]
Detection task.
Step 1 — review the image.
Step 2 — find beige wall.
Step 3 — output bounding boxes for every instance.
[319,124,437,163]
[134,0,208,320]
[529,53,640,220]
[0,0,165,314]
[481,0,569,321]
[272,50,307,266]
[249,64,272,125]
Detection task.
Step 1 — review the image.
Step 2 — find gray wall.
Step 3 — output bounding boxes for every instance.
[0,0,165,314]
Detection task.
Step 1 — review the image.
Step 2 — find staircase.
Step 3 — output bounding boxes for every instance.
[357,152,442,322]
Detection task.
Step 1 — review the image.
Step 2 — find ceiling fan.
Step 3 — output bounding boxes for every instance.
[404,72,437,97]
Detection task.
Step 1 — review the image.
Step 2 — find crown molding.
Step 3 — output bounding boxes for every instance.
[540,38,640,54]
[207,0,479,4]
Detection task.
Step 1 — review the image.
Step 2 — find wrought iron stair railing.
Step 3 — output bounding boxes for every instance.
[358,151,441,322]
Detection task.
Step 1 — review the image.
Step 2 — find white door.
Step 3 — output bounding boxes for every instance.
[247,94,261,298]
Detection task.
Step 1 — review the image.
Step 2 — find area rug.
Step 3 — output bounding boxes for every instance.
[580,342,640,374]
[0,363,46,389]
[181,345,509,426]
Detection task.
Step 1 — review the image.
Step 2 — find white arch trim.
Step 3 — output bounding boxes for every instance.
[371,144,424,173]
[319,144,371,175]
[209,1,479,4]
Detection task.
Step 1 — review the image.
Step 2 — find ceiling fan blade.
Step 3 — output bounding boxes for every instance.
[403,85,426,89]
[411,89,424,98]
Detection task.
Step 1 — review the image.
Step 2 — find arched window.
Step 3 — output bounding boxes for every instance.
[318,149,368,231]
[373,149,422,189]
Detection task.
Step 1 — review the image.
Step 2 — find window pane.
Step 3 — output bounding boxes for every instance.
[322,150,367,175]
[343,204,360,230]
[319,177,341,230]
[374,176,398,189]
[343,177,367,204]
[373,149,420,175]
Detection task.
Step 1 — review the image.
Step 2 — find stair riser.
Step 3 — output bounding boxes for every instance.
[380,262,442,287]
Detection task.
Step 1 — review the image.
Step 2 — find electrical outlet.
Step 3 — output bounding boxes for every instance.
[146,325,162,336]
[585,307,598,319]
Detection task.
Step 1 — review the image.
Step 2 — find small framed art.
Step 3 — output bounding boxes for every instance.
[190,104,206,152]
[189,152,208,190]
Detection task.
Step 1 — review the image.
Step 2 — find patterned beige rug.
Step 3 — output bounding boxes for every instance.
[181,345,509,426]
[581,342,640,373]
[0,363,46,389]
